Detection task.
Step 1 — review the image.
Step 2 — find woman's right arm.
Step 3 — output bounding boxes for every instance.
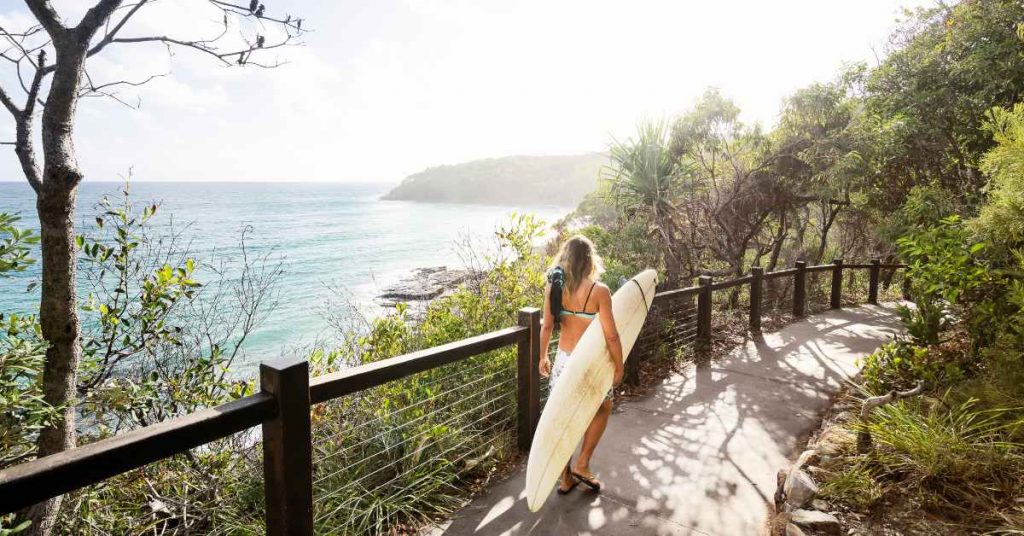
[595,285,624,385]
[539,282,554,377]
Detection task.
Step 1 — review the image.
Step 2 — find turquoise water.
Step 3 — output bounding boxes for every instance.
[0,181,566,367]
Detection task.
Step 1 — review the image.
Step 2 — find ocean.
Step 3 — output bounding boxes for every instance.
[0,181,567,369]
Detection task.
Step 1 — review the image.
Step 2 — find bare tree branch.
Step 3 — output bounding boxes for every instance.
[0,83,20,116]
[23,0,66,39]
[106,30,297,68]
[76,0,126,40]
[17,50,45,193]
[0,23,47,94]
[83,0,150,60]
[80,69,166,98]
[82,0,305,68]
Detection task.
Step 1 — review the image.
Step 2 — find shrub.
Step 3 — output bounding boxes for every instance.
[896,215,990,346]
[860,341,963,393]
[856,397,1024,518]
[0,214,56,472]
[975,103,1024,262]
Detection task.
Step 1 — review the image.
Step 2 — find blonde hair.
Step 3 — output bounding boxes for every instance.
[551,235,605,293]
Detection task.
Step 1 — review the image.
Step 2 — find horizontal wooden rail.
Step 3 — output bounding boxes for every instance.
[651,285,700,301]
[805,264,836,273]
[0,393,276,513]
[764,268,798,280]
[711,275,753,291]
[309,326,528,404]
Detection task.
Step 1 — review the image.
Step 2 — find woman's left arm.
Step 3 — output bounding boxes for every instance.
[596,285,624,385]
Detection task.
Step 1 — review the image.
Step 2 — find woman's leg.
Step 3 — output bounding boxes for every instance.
[574,399,612,477]
[559,464,575,491]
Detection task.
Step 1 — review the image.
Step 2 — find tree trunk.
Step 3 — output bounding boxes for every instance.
[814,203,839,265]
[26,36,89,536]
[26,185,81,535]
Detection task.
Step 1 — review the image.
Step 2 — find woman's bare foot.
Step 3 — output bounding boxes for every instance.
[557,466,578,494]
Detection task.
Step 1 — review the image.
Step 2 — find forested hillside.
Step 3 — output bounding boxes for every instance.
[382,153,606,206]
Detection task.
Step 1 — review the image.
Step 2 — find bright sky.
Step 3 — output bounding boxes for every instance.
[0,0,930,183]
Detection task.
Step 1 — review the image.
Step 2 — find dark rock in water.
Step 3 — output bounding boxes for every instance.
[376,266,471,308]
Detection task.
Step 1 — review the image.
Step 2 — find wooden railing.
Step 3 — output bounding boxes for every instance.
[0,259,904,534]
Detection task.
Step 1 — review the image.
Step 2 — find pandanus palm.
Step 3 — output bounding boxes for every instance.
[603,121,688,284]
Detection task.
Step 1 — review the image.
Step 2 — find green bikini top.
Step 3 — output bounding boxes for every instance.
[559,282,597,320]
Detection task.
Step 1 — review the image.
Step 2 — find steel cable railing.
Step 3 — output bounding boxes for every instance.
[312,375,514,488]
[53,427,265,535]
[313,367,511,464]
[314,397,514,506]
[632,290,698,369]
[309,350,519,533]
[314,417,514,528]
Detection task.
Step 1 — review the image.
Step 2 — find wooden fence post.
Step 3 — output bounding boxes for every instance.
[793,261,807,318]
[868,258,881,304]
[517,307,541,452]
[697,276,713,351]
[261,358,313,536]
[830,258,844,309]
[749,266,763,332]
[901,273,912,301]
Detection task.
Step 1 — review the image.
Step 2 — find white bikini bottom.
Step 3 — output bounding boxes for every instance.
[549,349,612,401]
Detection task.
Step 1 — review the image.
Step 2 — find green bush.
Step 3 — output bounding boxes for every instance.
[897,215,990,346]
[0,214,56,473]
[576,223,657,290]
[860,341,963,393]
[975,103,1024,262]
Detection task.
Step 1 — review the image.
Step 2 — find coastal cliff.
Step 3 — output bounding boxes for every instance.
[382,153,606,206]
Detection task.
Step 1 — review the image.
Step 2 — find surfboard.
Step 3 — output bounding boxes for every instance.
[525,268,658,512]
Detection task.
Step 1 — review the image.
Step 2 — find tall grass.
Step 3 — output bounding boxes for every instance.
[854,397,1024,520]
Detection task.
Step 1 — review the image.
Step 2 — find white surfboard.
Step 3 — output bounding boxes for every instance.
[525,268,658,512]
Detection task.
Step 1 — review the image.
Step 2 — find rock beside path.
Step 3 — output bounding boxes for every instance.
[791,509,841,535]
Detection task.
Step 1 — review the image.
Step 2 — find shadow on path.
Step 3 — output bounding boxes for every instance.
[432,304,905,536]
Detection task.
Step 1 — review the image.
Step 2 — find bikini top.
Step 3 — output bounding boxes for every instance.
[548,266,599,329]
[560,282,597,320]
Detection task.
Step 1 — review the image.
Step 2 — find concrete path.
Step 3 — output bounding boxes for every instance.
[435,303,905,536]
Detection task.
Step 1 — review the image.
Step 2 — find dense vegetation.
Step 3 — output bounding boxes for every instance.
[564,1,1024,531]
[381,153,606,206]
[2,0,1024,534]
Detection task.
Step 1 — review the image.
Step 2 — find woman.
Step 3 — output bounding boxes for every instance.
[539,235,624,494]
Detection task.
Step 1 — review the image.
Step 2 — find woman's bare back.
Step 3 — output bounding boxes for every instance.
[557,278,601,352]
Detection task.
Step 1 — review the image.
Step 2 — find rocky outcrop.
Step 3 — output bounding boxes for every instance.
[376,266,472,308]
